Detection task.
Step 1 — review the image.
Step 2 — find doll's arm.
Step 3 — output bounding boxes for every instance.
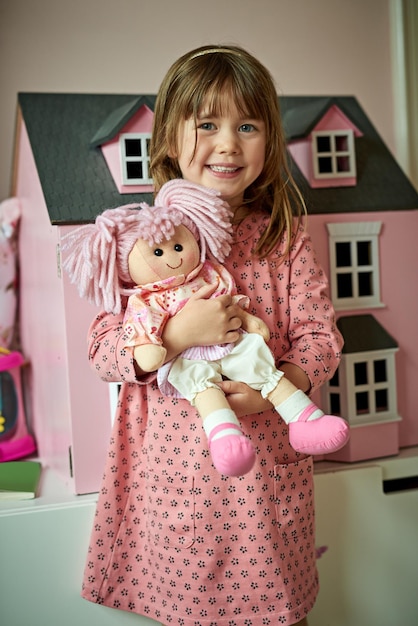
[133,344,167,372]
[124,293,169,372]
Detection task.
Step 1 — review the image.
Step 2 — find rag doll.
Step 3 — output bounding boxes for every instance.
[63,179,349,476]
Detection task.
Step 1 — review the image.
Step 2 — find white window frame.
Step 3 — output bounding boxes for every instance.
[327,222,382,310]
[120,132,152,185]
[321,349,400,427]
[344,350,400,426]
[312,129,356,179]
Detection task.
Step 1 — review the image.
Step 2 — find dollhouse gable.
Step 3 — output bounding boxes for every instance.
[285,99,363,189]
[281,96,418,214]
[90,96,155,195]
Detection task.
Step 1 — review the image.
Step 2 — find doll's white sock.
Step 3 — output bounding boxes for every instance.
[202,408,256,476]
[275,389,324,424]
[203,408,242,441]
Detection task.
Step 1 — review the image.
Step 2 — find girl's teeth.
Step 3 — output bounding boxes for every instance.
[210,165,238,173]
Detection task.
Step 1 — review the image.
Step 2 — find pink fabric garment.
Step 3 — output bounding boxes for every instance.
[123,259,248,361]
[81,214,343,625]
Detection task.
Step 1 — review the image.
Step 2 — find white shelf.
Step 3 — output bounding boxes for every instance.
[314,445,418,480]
[0,457,97,517]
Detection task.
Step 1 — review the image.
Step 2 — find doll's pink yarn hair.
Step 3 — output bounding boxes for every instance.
[62,179,233,314]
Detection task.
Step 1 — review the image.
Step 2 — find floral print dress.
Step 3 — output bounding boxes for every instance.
[81,213,343,625]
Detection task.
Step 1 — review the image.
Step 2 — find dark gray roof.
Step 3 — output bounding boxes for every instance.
[282,96,359,139]
[281,96,418,215]
[337,314,398,353]
[90,95,156,147]
[16,93,418,225]
[17,93,156,225]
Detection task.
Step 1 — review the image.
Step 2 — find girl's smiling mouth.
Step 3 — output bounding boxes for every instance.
[208,164,240,173]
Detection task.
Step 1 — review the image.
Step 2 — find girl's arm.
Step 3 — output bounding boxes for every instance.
[88,284,245,380]
[279,227,343,393]
[220,226,341,417]
[88,309,155,384]
[219,361,311,418]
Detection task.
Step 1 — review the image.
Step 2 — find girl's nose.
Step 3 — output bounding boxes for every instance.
[216,129,240,154]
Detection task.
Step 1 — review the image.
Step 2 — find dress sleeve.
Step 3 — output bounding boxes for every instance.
[279,225,344,392]
[87,308,156,385]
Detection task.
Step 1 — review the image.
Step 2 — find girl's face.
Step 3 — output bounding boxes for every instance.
[173,100,266,211]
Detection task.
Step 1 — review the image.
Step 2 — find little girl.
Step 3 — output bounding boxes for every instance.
[81,45,344,626]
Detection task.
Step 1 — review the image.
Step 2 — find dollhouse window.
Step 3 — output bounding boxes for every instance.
[322,350,399,427]
[353,357,389,419]
[120,133,152,185]
[321,314,400,430]
[312,130,356,179]
[347,352,397,425]
[327,222,382,310]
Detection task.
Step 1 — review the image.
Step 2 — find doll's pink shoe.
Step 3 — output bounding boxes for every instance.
[208,423,256,476]
[288,404,350,455]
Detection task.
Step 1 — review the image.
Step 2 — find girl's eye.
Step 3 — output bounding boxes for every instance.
[198,122,215,131]
[239,123,255,133]
[174,244,183,252]
[154,248,163,257]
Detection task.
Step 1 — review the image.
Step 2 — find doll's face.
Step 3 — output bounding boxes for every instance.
[128,224,201,285]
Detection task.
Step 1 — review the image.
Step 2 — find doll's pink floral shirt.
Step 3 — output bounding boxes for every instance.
[123,259,248,361]
[81,214,343,625]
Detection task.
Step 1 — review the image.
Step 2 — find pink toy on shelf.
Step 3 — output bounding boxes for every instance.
[0,348,36,462]
[0,198,20,349]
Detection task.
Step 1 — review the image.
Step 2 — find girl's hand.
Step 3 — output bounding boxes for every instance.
[218,380,272,418]
[162,283,243,362]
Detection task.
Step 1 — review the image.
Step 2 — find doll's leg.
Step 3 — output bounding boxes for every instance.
[267,377,349,455]
[168,358,256,476]
[195,387,256,476]
[221,333,349,456]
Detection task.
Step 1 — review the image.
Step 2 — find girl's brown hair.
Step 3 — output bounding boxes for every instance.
[149,45,306,258]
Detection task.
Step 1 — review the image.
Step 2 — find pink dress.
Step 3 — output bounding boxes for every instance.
[81,214,343,625]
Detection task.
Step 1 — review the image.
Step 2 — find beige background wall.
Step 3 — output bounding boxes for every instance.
[0,0,401,202]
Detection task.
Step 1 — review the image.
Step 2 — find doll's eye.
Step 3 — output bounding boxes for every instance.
[154,248,164,257]
[174,244,183,252]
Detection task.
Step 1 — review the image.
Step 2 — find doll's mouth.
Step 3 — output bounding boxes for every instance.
[166,259,183,269]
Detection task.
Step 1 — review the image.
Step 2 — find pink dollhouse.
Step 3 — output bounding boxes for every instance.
[12,93,418,493]
[281,96,418,461]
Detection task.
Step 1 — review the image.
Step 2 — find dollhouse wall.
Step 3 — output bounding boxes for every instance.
[307,210,418,448]
[15,118,113,494]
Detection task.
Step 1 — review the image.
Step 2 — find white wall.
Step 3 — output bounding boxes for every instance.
[0,0,397,201]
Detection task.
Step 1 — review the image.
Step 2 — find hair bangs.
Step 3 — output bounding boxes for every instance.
[181,55,267,123]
